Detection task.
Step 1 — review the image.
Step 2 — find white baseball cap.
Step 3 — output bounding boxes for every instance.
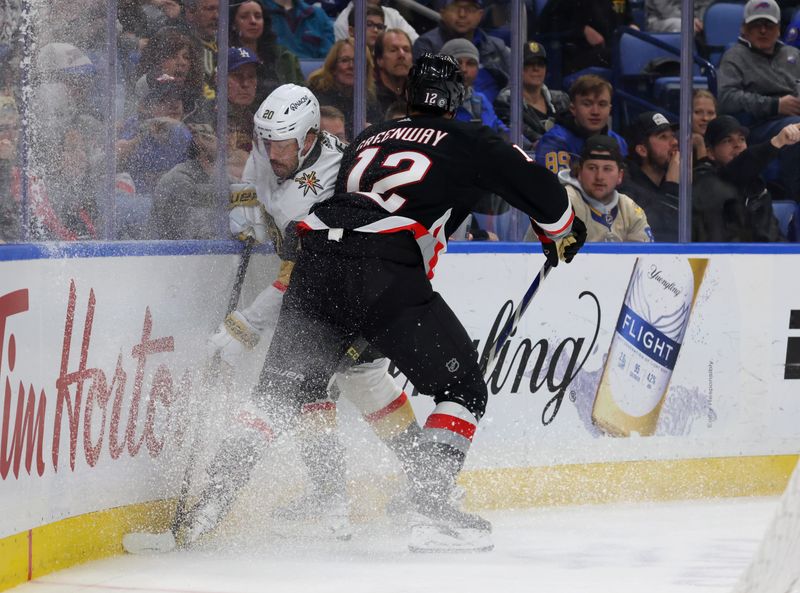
[744,0,780,25]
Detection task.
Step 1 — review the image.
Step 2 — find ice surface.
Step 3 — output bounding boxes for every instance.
[8,496,778,593]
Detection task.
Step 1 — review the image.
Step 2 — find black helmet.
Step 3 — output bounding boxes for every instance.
[406,53,465,115]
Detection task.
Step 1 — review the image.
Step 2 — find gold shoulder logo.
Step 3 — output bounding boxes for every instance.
[294,170,324,196]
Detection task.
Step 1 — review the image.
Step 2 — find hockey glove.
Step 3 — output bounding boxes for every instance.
[207,310,260,367]
[229,183,269,243]
[531,215,587,267]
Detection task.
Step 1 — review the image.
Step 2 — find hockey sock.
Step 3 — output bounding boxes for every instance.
[363,391,424,477]
[297,401,347,501]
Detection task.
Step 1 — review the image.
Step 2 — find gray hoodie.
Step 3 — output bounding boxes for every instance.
[718,38,800,124]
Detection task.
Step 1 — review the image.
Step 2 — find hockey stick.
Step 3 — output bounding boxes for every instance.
[123,239,254,554]
[479,259,553,378]
[170,239,254,533]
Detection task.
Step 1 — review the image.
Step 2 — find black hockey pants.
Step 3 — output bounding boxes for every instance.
[253,230,488,426]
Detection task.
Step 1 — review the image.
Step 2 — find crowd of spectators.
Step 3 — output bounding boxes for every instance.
[1,0,799,244]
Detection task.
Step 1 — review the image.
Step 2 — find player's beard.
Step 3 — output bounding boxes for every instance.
[271,157,298,179]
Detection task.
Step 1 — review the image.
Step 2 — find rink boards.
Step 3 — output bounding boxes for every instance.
[0,241,799,590]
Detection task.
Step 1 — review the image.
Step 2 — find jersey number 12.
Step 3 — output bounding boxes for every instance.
[346,147,432,213]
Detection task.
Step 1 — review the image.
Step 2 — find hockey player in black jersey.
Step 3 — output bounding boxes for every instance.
[254,53,588,552]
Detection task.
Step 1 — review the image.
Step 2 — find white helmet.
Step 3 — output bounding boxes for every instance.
[253,83,320,173]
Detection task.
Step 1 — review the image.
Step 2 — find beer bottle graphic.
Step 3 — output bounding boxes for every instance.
[591,256,708,437]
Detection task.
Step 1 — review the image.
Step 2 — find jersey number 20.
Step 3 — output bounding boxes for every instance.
[346,147,432,212]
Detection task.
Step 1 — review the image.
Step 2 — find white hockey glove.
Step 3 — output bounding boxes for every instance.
[229,183,268,243]
[207,310,260,367]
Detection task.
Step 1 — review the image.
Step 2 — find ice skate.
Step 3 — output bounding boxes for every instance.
[270,489,352,541]
[408,487,493,553]
[173,488,236,548]
[385,483,467,519]
[406,440,492,553]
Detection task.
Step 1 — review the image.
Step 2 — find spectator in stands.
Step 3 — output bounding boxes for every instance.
[493,40,569,149]
[692,89,717,137]
[413,0,510,102]
[718,0,800,200]
[151,123,220,239]
[619,111,679,241]
[0,95,20,241]
[140,0,184,33]
[645,0,711,34]
[374,29,414,115]
[536,0,637,76]
[527,135,652,242]
[334,0,418,43]
[347,5,386,54]
[691,89,717,161]
[535,74,627,173]
[32,125,99,240]
[32,43,106,203]
[117,74,193,198]
[692,115,798,242]
[180,0,220,99]
[441,38,508,134]
[308,39,383,137]
[36,42,102,124]
[320,105,348,143]
[261,0,334,59]
[133,27,205,118]
[189,47,262,175]
[229,0,305,101]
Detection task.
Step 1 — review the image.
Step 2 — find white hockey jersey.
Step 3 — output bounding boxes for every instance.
[241,131,346,232]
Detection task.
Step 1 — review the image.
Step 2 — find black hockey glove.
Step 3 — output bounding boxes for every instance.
[531,215,587,267]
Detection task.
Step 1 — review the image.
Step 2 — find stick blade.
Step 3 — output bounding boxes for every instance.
[122,531,177,554]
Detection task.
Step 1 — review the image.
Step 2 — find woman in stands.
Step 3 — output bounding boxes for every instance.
[308,38,383,140]
[692,89,717,137]
[691,89,717,160]
[229,0,304,102]
[133,27,204,117]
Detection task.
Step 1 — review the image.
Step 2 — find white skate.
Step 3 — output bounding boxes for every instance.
[270,490,352,541]
[408,508,493,553]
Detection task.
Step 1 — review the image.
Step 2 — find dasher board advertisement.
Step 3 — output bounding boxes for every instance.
[1,246,798,537]
[402,251,800,470]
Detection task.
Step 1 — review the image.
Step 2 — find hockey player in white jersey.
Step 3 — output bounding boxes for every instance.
[180,84,425,546]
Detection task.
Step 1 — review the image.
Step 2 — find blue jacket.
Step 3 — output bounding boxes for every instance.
[535,116,628,173]
[262,0,334,59]
[413,27,510,103]
[454,89,509,135]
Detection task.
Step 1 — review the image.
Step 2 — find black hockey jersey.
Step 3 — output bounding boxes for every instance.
[300,115,573,277]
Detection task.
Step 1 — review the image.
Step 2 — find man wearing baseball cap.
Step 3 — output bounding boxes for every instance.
[493,41,569,148]
[619,110,680,241]
[692,115,800,241]
[526,135,652,243]
[718,0,800,200]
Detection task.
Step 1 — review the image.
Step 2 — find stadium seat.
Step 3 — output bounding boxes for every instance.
[772,200,799,241]
[615,30,707,114]
[299,59,324,81]
[533,0,549,15]
[703,3,745,67]
[562,67,612,91]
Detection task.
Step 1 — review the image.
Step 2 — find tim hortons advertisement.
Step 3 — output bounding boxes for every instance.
[0,253,260,537]
[1,250,799,536]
